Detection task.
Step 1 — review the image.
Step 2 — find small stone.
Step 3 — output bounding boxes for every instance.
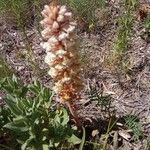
[118,130,131,140]
[18,66,25,71]
[92,129,99,137]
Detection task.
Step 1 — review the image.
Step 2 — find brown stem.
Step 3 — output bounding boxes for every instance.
[65,101,82,128]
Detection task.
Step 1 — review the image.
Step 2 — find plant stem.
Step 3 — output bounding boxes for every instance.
[65,101,82,128]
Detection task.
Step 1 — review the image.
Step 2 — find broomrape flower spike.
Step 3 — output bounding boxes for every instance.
[40,3,83,106]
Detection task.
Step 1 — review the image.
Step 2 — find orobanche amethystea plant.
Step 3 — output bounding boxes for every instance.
[40,3,83,106]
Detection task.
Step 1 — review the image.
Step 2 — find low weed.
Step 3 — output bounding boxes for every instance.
[0,57,13,79]
[0,75,82,149]
[0,0,45,29]
[0,0,33,28]
[144,14,150,31]
[124,115,143,141]
[60,0,106,31]
[85,118,118,150]
[140,13,150,42]
[86,82,113,113]
[0,0,50,79]
[110,0,138,71]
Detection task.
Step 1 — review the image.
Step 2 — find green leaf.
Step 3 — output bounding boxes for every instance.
[42,144,49,150]
[34,80,41,89]
[18,86,28,98]
[43,88,53,103]
[61,109,69,126]
[21,98,32,108]
[7,77,17,89]
[0,77,6,88]
[1,83,13,93]
[21,135,35,150]
[4,122,28,132]
[56,108,69,126]
[17,99,25,112]
[29,80,42,94]
[41,128,49,140]
[68,134,81,145]
[12,74,17,83]
[13,115,28,124]
[4,95,23,116]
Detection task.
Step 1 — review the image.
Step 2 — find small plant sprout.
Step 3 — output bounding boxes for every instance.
[40,2,83,122]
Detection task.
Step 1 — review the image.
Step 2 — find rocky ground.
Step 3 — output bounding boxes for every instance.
[0,0,150,149]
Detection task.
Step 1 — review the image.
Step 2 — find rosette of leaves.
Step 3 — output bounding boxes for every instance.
[0,75,81,150]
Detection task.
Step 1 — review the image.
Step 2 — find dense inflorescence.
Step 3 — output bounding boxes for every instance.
[40,4,83,104]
